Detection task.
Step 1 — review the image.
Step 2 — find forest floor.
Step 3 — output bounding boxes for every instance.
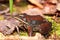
[0,32,60,40]
[0,1,60,40]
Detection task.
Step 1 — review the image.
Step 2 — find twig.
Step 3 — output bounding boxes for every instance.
[14,17,29,25]
[0,8,9,14]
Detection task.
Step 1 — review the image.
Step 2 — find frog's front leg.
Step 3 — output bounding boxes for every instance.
[27,26,33,36]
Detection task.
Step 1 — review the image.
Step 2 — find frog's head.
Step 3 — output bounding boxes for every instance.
[19,13,27,21]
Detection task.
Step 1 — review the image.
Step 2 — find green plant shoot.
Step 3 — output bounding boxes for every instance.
[9,0,13,15]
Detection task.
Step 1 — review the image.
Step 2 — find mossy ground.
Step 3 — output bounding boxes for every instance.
[0,1,60,37]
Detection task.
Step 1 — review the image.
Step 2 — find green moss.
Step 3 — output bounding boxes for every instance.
[45,16,60,36]
[19,32,28,36]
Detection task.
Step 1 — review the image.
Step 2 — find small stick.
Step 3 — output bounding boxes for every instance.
[0,8,9,14]
[14,17,29,25]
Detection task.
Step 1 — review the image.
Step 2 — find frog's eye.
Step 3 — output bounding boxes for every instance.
[19,15,24,17]
[19,14,25,18]
[19,14,27,22]
[19,13,27,17]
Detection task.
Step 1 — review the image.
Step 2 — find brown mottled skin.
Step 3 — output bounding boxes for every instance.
[19,14,52,38]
